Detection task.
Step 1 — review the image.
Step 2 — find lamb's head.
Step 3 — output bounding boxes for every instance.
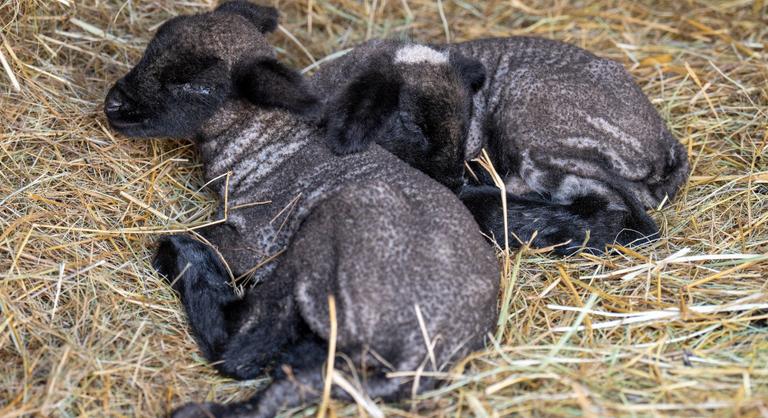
[104,1,315,138]
[324,43,486,191]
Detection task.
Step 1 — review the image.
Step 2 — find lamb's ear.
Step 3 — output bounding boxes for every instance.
[450,53,486,93]
[215,1,278,33]
[233,58,318,114]
[325,61,403,155]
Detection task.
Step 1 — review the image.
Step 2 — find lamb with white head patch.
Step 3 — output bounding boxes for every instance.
[313,37,689,255]
[103,2,498,417]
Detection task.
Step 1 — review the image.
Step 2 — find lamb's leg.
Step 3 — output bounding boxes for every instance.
[155,235,302,380]
[230,339,431,417]
[169,367,325,418]
[212,279,302,380]
[152,234,239,360]
[459,185,658,255]
[171,348,421,418]
[169,336,328,418]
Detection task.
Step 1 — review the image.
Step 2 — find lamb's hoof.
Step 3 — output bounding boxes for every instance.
[170,402,226,418]
[152,235,197,285]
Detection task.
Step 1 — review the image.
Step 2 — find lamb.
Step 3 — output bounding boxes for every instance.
[312,37,689,254]
[103,2,498,417]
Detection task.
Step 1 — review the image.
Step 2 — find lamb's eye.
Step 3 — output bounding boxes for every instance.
[160,55,220,81]
[397,112,423,134]
[168,82,212,97]
[181,83,211,95]
[396,112,430,151]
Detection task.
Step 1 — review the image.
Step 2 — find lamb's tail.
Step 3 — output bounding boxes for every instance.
[459,184,658,255]
[649,131,690,205]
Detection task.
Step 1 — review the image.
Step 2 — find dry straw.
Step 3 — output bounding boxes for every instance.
[1,0,767,416]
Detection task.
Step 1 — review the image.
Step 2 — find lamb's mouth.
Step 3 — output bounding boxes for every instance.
[104,107,150,133]
[107,117,143,129]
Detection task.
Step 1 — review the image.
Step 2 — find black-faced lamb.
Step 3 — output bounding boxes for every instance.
[103,2,498,417]
[312,37,689,255]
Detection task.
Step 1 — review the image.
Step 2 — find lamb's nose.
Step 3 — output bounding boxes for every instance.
[104,93,123,113]
[104,84,132,115]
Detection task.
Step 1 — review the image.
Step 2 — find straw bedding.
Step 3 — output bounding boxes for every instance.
[1,0,767,416]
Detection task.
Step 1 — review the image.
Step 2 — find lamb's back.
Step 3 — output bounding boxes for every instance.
[284,174,499,369]
[451,37,687,207]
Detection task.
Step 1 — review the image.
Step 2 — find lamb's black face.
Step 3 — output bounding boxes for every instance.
[326,44,485,192]
[104,2,279,138]
[382,48,484,191]
[105,40,231,138]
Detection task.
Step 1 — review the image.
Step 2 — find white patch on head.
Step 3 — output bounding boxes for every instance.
[394,45,448,65]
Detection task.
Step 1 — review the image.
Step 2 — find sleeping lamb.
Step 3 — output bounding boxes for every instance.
[312,37,689,254]
[103,2,498,417]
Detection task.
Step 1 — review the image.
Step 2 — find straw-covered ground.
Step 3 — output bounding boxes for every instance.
[1,0,767,416]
